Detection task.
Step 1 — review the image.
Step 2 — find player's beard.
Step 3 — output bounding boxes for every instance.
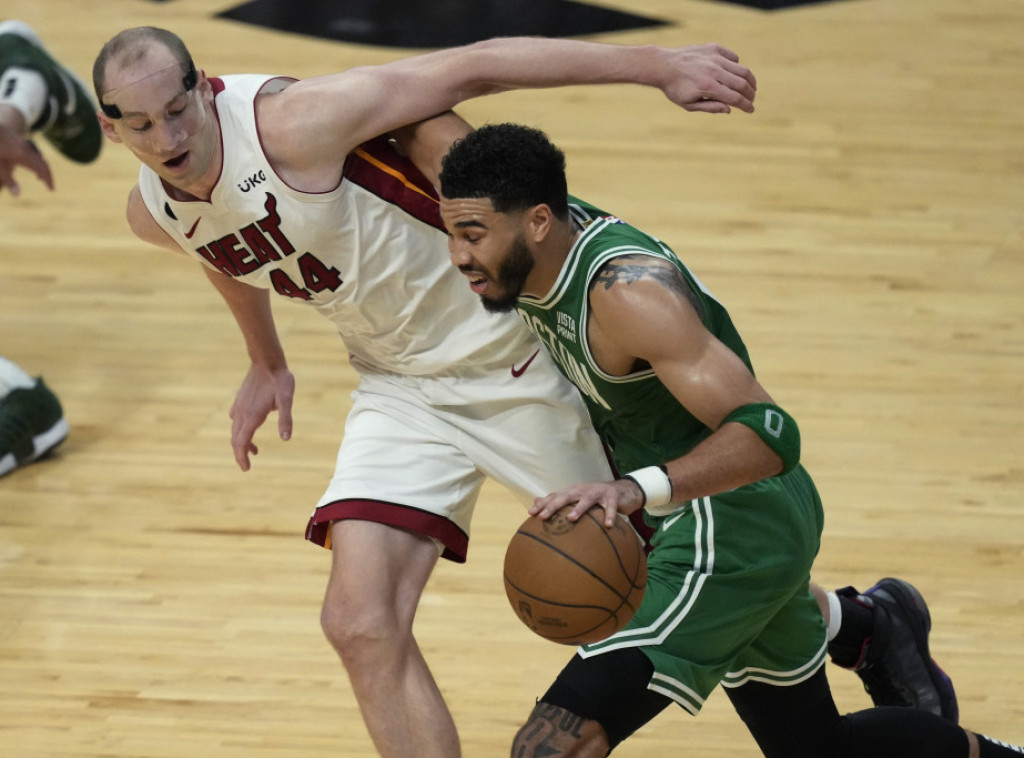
[481,234,535,314]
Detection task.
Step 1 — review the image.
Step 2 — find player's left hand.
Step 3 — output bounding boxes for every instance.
[530,479,644,528]
[659,43,757,114]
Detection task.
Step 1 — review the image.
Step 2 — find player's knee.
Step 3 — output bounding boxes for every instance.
[320,594,405,664]
[510,702,610,758]
[319,599,351,655]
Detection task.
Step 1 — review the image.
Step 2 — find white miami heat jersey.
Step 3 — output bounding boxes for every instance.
[137,74,533,375]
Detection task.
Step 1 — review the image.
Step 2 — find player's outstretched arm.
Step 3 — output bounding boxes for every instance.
[263,38,756,179]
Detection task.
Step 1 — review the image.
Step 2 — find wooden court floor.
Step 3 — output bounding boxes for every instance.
[1,0,1022,755]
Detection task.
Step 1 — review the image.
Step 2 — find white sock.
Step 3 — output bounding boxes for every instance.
[0,355,36,396]
[825,590,843,642]
[0,67,49,127]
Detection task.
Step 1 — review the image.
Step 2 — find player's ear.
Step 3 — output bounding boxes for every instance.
[97,112,122,143]
[526,203,555,243]
[196,70,214,103]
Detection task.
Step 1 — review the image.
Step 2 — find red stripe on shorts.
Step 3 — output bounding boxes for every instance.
[305,499,470,563]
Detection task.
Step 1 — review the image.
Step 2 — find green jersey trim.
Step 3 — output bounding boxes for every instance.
[519,211,612,309]
[649,672,706,715]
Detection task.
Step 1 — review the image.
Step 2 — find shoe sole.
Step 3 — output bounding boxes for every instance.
[870,577,959,723]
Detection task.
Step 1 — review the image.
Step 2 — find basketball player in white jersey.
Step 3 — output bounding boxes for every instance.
[91,27,758,757]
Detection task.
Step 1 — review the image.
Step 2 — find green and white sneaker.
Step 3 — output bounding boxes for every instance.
[0,20,101,163]
[0,375,68,477]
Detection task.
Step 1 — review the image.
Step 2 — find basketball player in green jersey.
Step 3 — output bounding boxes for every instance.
[0,19,102,191]
[437,124,1022,757]
[1,20,99,476]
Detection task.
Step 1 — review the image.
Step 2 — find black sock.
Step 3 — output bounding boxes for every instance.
[829,590,875,668]
[978,734,1024,757]
[845,707,968,758]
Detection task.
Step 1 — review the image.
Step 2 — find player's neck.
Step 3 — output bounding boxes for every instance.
[522,220,579,298]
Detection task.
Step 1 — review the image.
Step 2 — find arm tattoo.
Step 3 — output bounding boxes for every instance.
[592,255,704,317]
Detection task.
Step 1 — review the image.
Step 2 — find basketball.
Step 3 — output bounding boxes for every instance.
[503,506,647,645]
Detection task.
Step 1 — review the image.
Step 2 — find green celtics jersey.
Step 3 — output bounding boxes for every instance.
[515,198,753,474]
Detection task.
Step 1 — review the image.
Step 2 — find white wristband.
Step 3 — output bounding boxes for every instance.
[623,465,673,513]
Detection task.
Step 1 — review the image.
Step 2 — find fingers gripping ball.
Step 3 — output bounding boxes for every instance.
[503,506,647,645]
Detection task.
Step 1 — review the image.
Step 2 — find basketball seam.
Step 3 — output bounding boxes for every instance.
[587,511,648,590]
[512,529,632,601]
[584,512,646,620]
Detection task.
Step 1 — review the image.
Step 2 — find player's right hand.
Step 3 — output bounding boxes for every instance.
[660,43,757,115]
[530,479,644,528]
[229,363,295,471]
[0,128,54,196]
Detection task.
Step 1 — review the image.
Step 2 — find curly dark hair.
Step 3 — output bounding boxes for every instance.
[439,123,569,220]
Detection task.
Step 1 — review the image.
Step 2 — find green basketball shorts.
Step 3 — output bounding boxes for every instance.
[580,465,828,715]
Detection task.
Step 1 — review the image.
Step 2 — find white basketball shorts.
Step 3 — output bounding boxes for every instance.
[305,347,612,562]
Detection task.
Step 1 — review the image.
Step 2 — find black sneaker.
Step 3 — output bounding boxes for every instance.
[837,578,959,723]
[0,20,102,163]
[0,377,68,477]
